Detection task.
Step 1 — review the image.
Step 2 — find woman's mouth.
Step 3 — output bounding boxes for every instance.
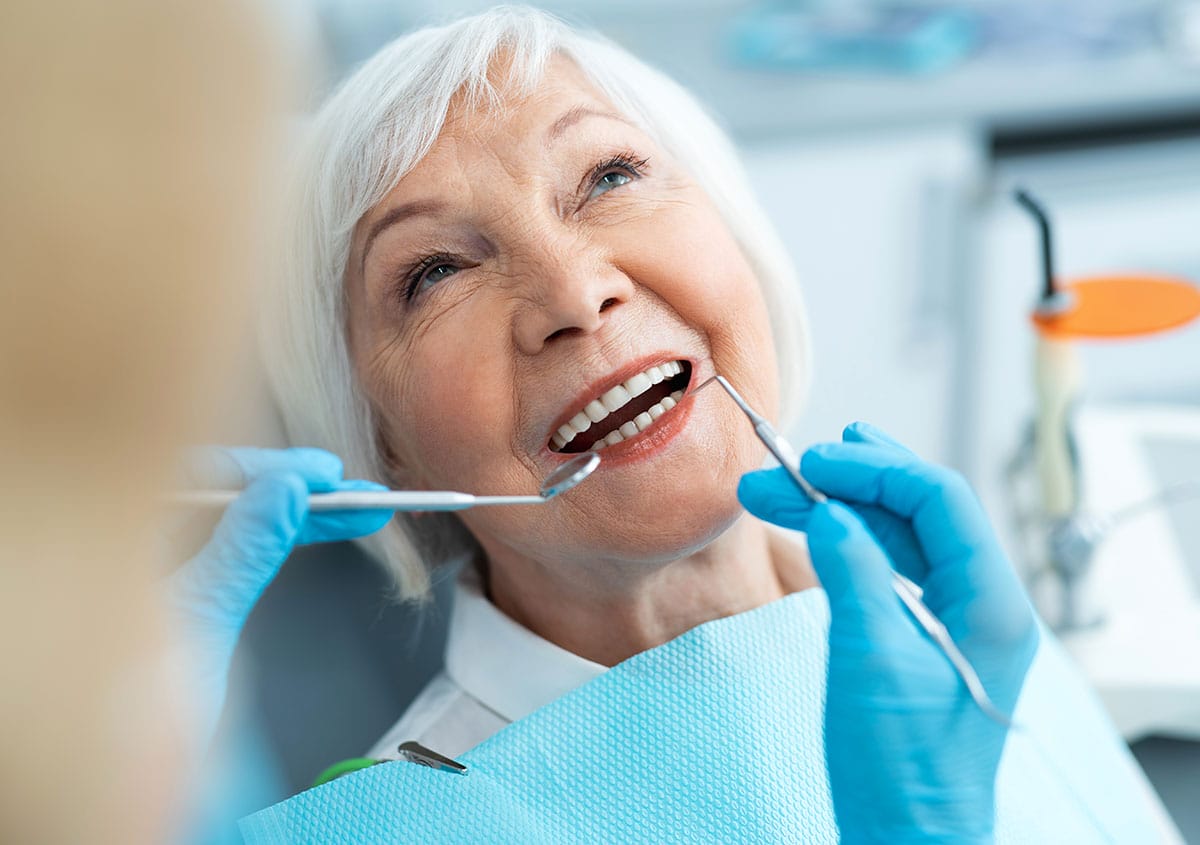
[549,360,692,453]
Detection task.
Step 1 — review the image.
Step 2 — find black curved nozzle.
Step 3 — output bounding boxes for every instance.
[1013,188,1056,303]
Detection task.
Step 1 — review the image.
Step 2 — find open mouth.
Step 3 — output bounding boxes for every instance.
[549,360,692,453]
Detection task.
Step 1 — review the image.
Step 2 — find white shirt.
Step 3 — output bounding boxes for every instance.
[367,566,606,760]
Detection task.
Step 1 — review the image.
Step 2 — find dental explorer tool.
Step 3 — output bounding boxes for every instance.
[693,376,827,504]
[691,375,1013,728]
[171,452,600,512]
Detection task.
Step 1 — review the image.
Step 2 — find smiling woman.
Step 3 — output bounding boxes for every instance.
[236,7,1182,843]
[263,5,813,756]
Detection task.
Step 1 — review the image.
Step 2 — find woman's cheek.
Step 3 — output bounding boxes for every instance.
[656,212,779,415]
[658,237,767,351]
[637,199,752,300]
[400,332,519,488]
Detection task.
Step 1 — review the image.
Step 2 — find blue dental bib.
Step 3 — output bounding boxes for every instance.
[242,589,1166,843]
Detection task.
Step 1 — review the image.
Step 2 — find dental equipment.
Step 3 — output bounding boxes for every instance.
[1010,187,1200,631]
[692,375,1014,727]
[172,452,600,512]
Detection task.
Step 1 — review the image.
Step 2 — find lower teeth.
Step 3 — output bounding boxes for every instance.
[592,391,682,450]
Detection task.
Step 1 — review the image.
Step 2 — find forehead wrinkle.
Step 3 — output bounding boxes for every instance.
[443,62,620,162]
[407,124,533,229]
[376,61,642,234]
[545,105,635,147]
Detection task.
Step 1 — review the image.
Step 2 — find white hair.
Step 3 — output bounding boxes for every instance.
[262,5,810,601]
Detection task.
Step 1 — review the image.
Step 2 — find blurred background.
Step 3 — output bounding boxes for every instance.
[227,0,1200,835]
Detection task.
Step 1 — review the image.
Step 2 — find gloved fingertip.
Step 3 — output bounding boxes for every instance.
[801,444,872,499]
[842,421,913,454]
[842,420,879,443]
[736,472,767,514]
[736,466,771,492]
[291,447,345,483]
[738,468,816,528]
[801,440,904,488]
[799,444,834,477]
[298,507,395,546]
[357,510,395,536]
[331,479,388,493]
[841,421,866,441]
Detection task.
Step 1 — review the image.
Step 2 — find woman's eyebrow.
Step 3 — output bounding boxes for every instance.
[361,199,445,270]
[545,105,634,145]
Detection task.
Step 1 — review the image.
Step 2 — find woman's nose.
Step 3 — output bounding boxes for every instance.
[511,257,634,354]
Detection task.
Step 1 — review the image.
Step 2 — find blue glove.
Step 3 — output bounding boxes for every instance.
[738,422,1039,844]
[167,447,394,749]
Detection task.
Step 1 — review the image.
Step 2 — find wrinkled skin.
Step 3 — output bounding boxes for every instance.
[345,57,811,663]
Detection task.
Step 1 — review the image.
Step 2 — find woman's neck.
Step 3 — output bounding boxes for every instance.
[482,516,816,667]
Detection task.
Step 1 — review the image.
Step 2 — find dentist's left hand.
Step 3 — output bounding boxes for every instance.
[167,447,393,748]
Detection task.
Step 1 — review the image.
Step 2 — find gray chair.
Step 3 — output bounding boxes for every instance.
[232,541,454,794]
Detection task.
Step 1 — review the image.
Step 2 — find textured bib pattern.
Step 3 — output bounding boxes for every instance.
[242,590,1163,843]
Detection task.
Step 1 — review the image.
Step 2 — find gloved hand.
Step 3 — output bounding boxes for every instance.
[738,422,1039,845]
[167,447,394,749]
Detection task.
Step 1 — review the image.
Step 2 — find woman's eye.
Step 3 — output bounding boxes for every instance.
[404,258,460,301]
[587,170,632,200]
[580,155,647,205]
[421,263,458,288]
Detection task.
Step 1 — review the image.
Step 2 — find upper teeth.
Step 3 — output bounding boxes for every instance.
[552,361,686,450]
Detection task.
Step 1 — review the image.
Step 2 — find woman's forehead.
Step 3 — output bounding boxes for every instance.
[365,60,631,213]
[438,60,616,161]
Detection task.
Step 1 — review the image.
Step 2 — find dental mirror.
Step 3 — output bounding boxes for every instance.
[171,451,601,512]
[536,452,601,499]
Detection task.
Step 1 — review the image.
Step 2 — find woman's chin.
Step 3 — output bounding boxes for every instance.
[559,484,747,567]
[547,429,762,564]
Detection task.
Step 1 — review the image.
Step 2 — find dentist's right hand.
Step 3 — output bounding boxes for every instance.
[167,447,394,750]
[738,423,1040,845]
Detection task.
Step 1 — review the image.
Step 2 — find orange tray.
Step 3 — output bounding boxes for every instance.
[1032,274,1200,340]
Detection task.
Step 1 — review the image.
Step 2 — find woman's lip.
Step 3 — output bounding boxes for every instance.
[538,359,704,466]
[543,352,696,444]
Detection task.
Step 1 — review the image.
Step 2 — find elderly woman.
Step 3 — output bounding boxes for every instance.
[276,11,820,745]
[257,4,832,754]
[171,7,1173,843]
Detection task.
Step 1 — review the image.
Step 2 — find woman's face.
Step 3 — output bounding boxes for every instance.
[346,58,782,569]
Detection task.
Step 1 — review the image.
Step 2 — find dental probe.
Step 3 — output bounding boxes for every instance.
[692,376,827,504]
[171,452,600,513]
[691,375,1014,728]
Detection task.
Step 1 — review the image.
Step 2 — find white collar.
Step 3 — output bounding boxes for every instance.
[444,565,607,724]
